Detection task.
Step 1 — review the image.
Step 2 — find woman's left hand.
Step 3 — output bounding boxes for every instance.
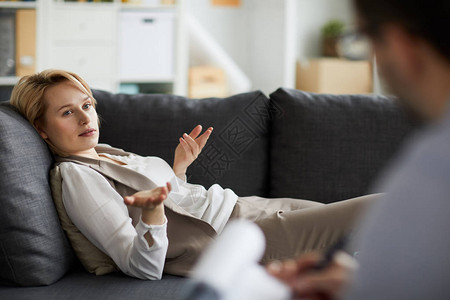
[124,182,172,210]
[173,125,213,179]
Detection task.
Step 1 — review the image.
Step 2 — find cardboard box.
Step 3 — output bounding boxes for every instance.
[212,0,240,6]
[160,0,176,4]
[296,58,373,94]
[189,66,228,99]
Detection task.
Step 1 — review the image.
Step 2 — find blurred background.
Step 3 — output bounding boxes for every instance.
[0,0,379,100]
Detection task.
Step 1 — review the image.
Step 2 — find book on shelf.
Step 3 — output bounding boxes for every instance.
[0,8,36,78]
[0,10,15,77]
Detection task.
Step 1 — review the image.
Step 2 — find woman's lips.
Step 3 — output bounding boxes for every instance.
[79,129,96,137]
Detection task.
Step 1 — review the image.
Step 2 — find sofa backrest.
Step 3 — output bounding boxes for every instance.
[268,88,420,203]
[93,89,271,197]
[0,103,75,286]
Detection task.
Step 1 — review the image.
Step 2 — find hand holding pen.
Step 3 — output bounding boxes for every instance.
[266,237,358,300]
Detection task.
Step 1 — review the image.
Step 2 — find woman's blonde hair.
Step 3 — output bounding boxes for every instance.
[10,69,97,156]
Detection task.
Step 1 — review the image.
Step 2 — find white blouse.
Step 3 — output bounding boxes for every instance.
[59,153,237,280]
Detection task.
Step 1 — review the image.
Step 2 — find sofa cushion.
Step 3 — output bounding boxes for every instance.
[0,271,187,300]
[269,88,418,203]
[93,90,271,197]
[0,103,75,286]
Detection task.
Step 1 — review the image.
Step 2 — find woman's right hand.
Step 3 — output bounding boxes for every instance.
[173,125,213,179]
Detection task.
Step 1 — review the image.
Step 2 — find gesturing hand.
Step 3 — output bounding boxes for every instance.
[173,125,213,178]
[123,182,172,210]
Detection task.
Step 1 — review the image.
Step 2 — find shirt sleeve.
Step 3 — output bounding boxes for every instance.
[59,162,169,280]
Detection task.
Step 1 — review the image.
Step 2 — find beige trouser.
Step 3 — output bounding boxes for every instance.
[228,194,380,264]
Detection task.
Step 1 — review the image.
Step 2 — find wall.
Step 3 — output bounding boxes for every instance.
[245,0,293,94]
[296,0,355,61]
[186,0,250,74]
[186,0,355,95]
[187,0,294,95]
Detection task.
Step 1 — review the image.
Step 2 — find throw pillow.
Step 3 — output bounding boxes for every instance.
[0,103,74,286]
[49,166,119,275]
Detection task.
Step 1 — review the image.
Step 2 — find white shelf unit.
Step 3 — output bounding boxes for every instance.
[0,0,187,96]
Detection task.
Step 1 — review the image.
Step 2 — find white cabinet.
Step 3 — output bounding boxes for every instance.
[0,0,187,96]
[51,9,116,42]
[119,11,175,82]
[49,45,117,91]
[46,5,117,91]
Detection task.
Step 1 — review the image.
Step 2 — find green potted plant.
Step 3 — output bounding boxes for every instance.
[321,19,345,57]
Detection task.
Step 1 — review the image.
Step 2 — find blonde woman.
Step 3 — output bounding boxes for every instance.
[10,69,376,280]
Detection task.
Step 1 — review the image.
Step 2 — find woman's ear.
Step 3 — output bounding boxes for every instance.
[35,122,48,140]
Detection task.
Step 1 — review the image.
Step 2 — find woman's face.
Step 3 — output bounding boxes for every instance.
[38,81,99,156]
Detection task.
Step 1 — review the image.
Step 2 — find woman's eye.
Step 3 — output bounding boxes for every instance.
[63,110,72,116]
[83,103,91,110]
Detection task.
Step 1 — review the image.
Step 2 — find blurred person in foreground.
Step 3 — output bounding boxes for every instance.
[268,0,450,299]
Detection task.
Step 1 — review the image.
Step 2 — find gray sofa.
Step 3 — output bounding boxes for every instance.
[0,87,418,299]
